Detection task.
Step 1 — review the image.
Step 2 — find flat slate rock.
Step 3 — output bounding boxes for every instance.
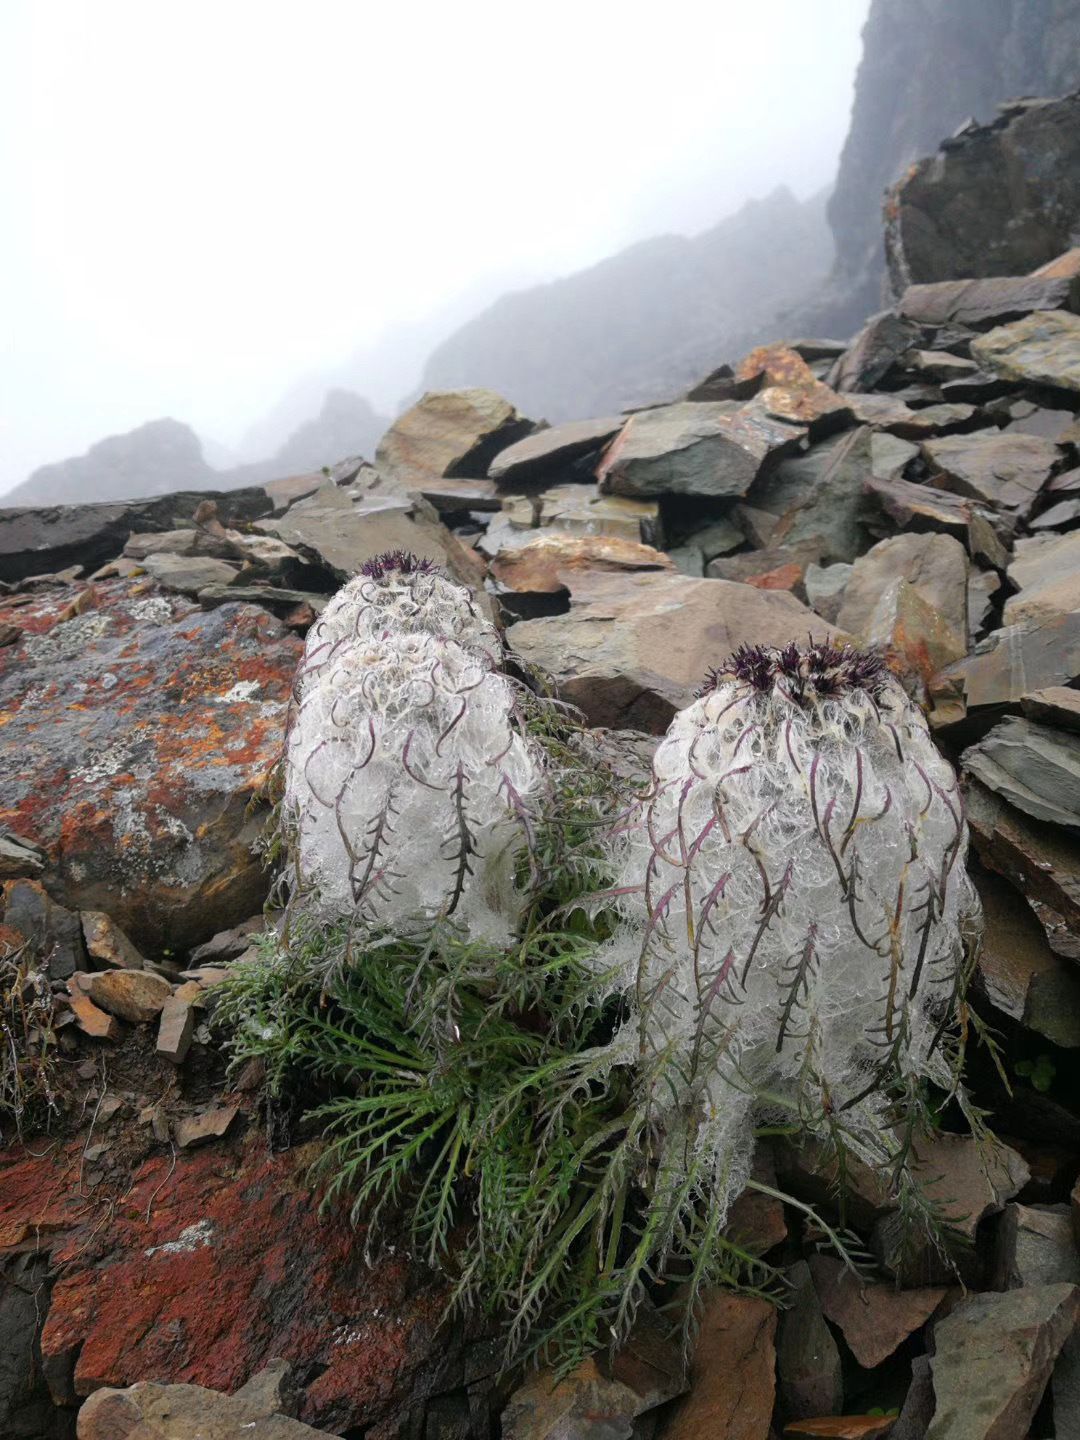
[944,612,1080,710]
[963,716,1080,832]
[921,431,1058,516]
[141,552,239,595]
[972,309,1080,393]
[830,310,921,392]
[375,388,534,487]
[596,398,804,499]
[898,275,1079,328]
[1004,530,1080,626]
[750,426,879,565]
[488,416,624,485]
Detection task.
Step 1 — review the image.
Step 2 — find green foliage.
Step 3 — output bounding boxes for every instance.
[1015,1053,1056,1093]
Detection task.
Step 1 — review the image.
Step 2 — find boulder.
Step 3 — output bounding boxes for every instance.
[490,534,671,597]
[0,578,301,951]
[829,311,921,393]
[971,309,1080,393]
[80,912,147,970]
[842,393,977,436]
[83,969,172,1024]
[76,1380,332,1438]
[966,779,1080,958]
[993,1204,1080,1291]
[885,90,1080,289]
[928,1284,1080,1440]
[945,613,1080,711]
[974,871,1080,1049]
[837,533,968,651]
[897,276,1079,328]
[751,427,880,564]
[863,577,968,686]
[921,432,1058,517]
[864,474,1010,567]
[375,389,534,487]
[661,1293,776,1440]
[733,342,849,426]
[141,552,241,595]
[0,878,86,979]
[963,717,1080,831]
[1004,530,1080,625]
[506,571,836,732]
[597,399,804,499]
[488,416,624,485]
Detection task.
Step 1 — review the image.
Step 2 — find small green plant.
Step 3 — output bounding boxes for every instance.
[1015,1053,1056,1093]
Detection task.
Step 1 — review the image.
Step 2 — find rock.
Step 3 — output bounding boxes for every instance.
[947,613,1080,711]
[1021,686,1080,731]
[516,484,661,545]
[726,1148,788,1255]
[491,534,671,596]
[776,1260,843,1422]
[661,1293,776,1440]
[65,985,122,1042]
[488,416,625,486]
[174,1103,239,1149]
[751,427,880,565]
[76,1380,329,1438]
[234,1359,301,1419]
[897,275,1079,329]
[904,350,978,382]
[971,309,1080,393]
[502,1313,683,1440]
[837,533,968,652]
[734,342,849,426]
[804,562,853,623]
[1031,496,1080,529]
[890,1356,936,1440]
[376,389,534,488]
[682,516,744,561]
[863,474,1009,568]
[156,991,197,1065]
[81,912,145,970]
[124,528,201,559]
[962,717,1080,831]
[843,393,977,437]
[1052,1330,1080,1440]
[830,311,921,393]
[705,544,820,596]
[885,90,1080,289]
[256,478,485,592]
[968,569,1000,643]
[0,878,86,979]
[807,1254,946,1370]
[0,579,301,951]
[966,779,1080,957]
[920,432,1058,517]
[0,488,274,586]
[1004,530,1080,625]
[188,917,263,966]
[195,585,329,618]
[871,431,919,482]
[597,399,804,499]
[408,475,500,512]
[993,1204,1080,1291]
[506,571,835,732]
[83,970,172,1023]
[974,871,1080,1049]
[0,827,46,881]
[928,1284,1080,1440]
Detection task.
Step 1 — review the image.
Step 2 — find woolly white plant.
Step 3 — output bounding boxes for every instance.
[284,552,540,945]
[599,641,981,1220]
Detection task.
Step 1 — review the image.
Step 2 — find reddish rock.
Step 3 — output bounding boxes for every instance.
[808,1254,946,1369]
[734,343,849,426]
[81,911,145,970]
[65,987,122,1043]
[784,1420,895,1439]
[0,578,302,951]
[490,534,672,595]
[662,1292,776,1440]
[84,970,172,1024]
[0,1137,469,1435]
[174,1103,239,1149]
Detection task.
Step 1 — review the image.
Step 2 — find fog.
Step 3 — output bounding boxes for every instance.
[0,0,870,498]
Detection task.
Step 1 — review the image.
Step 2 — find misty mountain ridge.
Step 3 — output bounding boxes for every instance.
[419,186,834,423]
[3,388,388,508]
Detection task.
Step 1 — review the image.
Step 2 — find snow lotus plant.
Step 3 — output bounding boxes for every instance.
[284,551,541,945]
[222,562,985,1371]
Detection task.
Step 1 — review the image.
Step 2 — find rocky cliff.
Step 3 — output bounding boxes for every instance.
[804,0,1080,336]
[420,186,832,423]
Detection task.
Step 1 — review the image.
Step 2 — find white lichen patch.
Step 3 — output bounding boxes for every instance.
[215,680,262,704]
[145,1217,216,1258]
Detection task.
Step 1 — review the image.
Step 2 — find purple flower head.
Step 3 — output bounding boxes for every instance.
[359,550,441,581]
[701,640,888,705]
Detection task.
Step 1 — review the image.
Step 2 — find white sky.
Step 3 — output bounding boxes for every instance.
[0,0,870,496]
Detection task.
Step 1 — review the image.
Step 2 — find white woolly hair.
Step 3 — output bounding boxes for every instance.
[600,643,981,1217]
[284,616,539,944]
[295,554,501,702]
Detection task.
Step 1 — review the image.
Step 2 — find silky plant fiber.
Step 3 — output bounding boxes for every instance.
[283,552,540,942]
[598,640,983,1224]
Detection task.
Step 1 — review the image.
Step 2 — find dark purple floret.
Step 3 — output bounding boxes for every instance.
[701,641,889,705]
[359,550,440,581]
